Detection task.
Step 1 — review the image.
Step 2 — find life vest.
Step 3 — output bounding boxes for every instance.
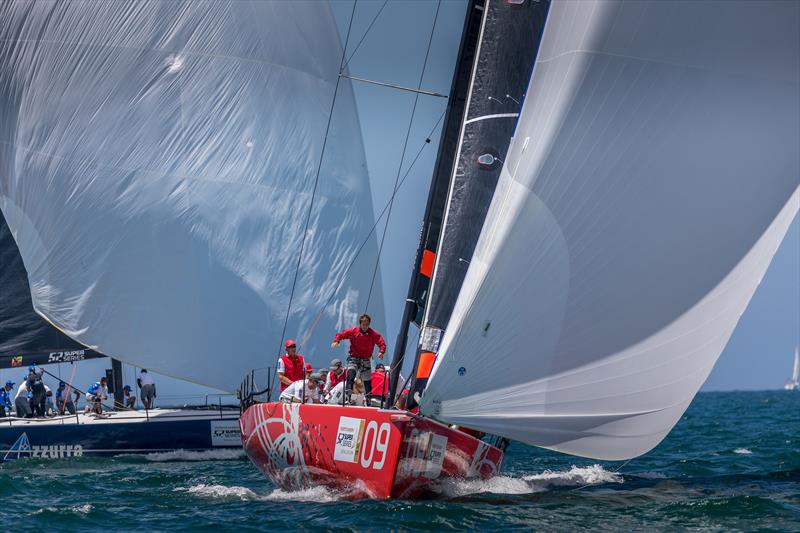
[327,369,346,390]
[370,371,388,396]
[279,354,305,391]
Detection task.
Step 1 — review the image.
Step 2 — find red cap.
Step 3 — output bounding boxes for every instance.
[305,363,313,371]
[285,339,296,349]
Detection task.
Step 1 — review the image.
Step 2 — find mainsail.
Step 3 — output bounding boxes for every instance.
[420,0,800,460]
[0,1,383,391]
[792,348,800,384]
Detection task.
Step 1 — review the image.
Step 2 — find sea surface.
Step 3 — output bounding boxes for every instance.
[2,390,798,532]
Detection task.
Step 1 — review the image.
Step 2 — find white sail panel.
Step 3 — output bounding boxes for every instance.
[420,0,799,460]
[0,1,384,391]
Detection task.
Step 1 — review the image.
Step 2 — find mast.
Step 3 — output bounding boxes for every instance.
[398,0,550,409]
[387,0,485,407]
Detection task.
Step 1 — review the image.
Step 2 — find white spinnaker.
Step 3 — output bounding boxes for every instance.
[0,1,384,392]
[420,0,799,460]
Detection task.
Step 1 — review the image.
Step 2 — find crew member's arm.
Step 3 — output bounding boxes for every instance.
[373,330,387,359]
[276,358,294,386]
[331,326,355,348]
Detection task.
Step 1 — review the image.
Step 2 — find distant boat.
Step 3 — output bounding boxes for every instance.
[785,347,799,391]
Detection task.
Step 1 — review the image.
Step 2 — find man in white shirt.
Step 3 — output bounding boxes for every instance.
[14,380,31,418]
[324,378,366,407]
[279,373,322,404]
[137,369,156,409]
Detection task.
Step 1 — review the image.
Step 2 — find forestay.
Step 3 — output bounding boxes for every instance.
[420,0,799,460]
[0,1,383,391]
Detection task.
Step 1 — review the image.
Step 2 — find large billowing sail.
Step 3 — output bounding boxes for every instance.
[0,1,383,391]
[421,0,799,460]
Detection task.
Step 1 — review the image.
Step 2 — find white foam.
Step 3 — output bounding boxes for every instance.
[733,448,752,455]
[144,449,245,462]
[179,484,259,501]
[177,483,342,503]
[434,464,622,498]
[31,504,93,515]
[263,485,341,503]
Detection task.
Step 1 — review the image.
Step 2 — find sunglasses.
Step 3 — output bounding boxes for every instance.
[287,345,297,349]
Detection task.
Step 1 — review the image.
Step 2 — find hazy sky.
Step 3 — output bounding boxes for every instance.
[2,1,796,401]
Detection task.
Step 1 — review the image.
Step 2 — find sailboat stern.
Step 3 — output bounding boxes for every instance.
[239,403,503,499]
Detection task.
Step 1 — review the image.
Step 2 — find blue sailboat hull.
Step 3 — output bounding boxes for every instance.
[0,410,241,460]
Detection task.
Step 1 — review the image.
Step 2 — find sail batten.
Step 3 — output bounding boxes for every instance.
[420,0,799,460]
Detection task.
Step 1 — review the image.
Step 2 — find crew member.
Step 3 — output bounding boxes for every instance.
[277,339,306,392]
[323,358,346,396]
[331,314,386,399]
[85,377,109,414]
[305,363,314,379]
[279,372,322,404]
[123,385,136,409]
[14,380,31,417]
[0,380,13,417]
[370,363,389,401]
[138,369,156,409]
[44,385,55,417]
[28,367,47,417]
[55,381,76,415]
[325,378,367,407]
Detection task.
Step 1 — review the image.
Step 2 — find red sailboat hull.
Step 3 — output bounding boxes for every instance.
[240,402,503,499]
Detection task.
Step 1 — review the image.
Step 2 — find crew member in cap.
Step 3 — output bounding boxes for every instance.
[123,385,136,409]
[305,363,314,380]
[0,380,14,417]
[323,358,347,398]
[332,314,386,401]
[279,371,322,404]
[277,339,306,392]
[55,381,76,415]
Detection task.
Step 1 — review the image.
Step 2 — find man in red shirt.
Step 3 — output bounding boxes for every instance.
[277,339,306,392]
[331,314,386,402]
[370,363,389,400]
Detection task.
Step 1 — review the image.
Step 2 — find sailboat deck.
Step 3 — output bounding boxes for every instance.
[1,407,238,428]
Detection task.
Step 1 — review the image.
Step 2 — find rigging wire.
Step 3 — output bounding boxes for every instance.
[273,0,359,369]
[342,0,390,71]
[299,108,446,347]
[364,0,442,313]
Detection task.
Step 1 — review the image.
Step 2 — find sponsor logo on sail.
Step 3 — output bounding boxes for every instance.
[10,355,23,367]
[334,416,365,463]
[47,350,87,364]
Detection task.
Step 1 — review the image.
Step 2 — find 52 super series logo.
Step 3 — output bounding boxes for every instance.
[47,350,87,364]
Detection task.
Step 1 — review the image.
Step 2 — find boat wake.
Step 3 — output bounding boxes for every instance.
[433,465,623,498]
[177,483,342,503]
[177,465,622,502]
[143,449,246,462]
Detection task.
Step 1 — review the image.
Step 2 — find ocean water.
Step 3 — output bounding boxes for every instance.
[2,391,798,531]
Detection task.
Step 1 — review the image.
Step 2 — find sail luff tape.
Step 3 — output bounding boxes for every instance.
[416,352,436,379]
[420,250,436,278]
